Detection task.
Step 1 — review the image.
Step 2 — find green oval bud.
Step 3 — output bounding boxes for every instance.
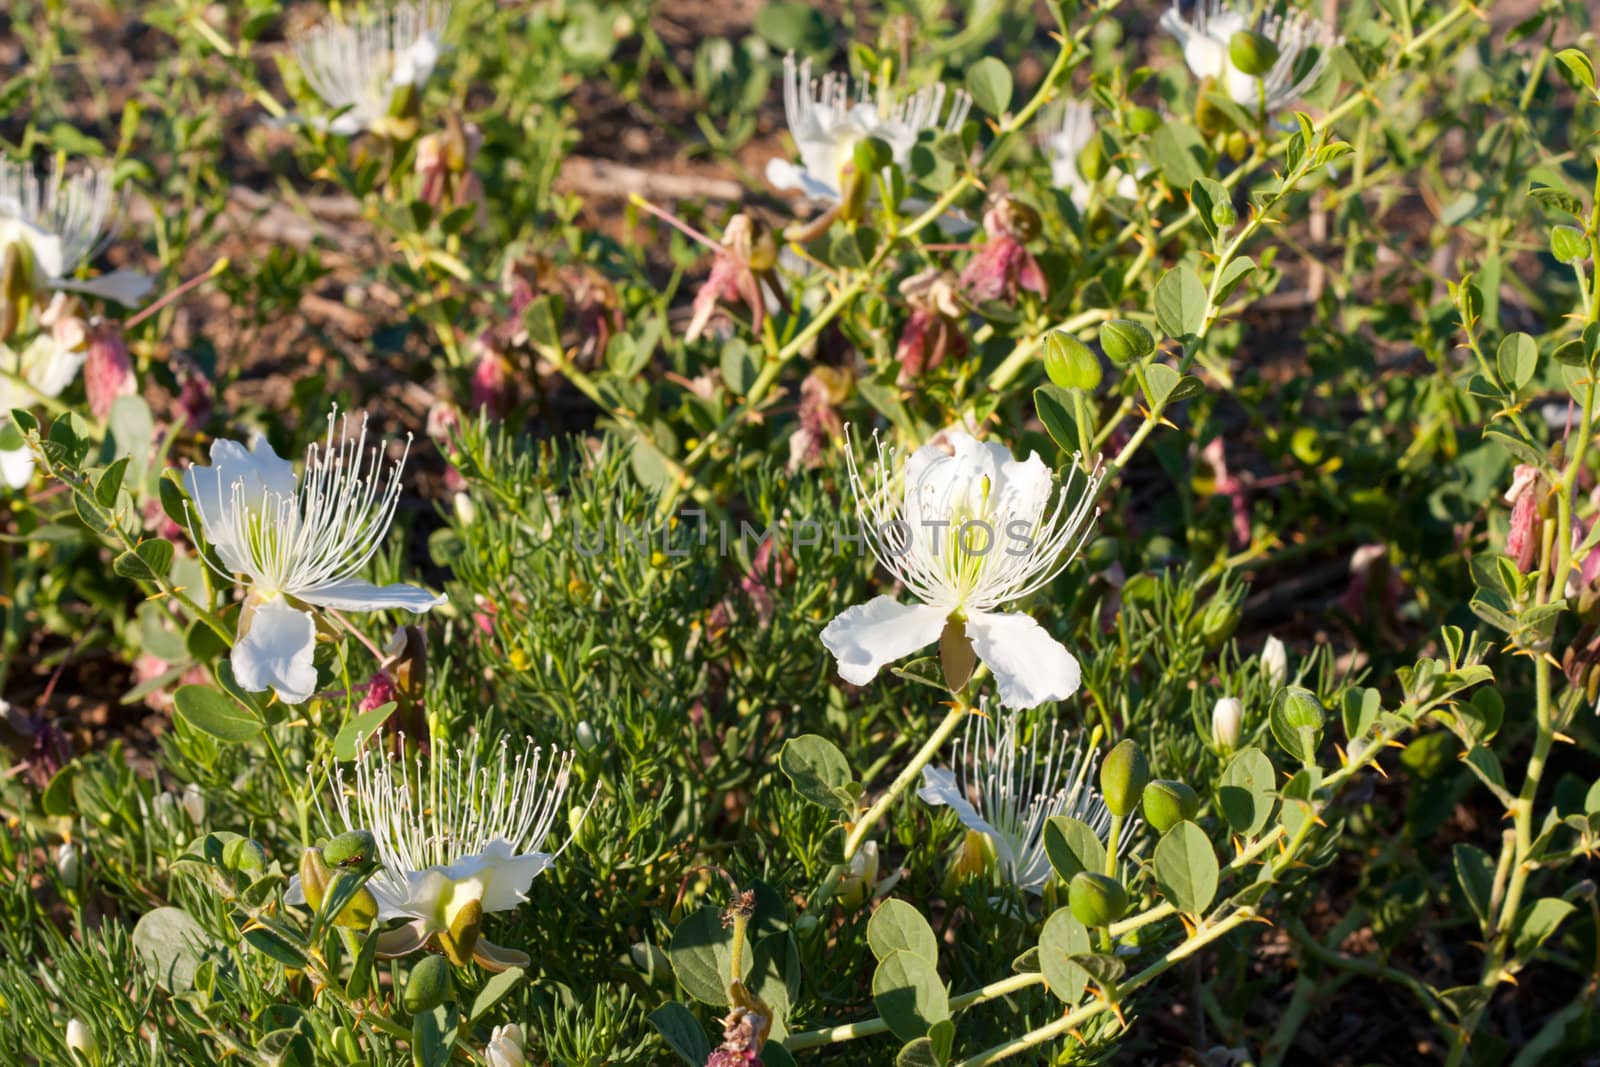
[1100,739,1149,818]
[1200,594,1241,650]
[1099,319,1155,365]
[1224,130,1250,161]
[331,1025,362,1064]
[1076,134,1108,182]
[1044,331,1102,391]
[1229,30,1281,77]
[402,955,454,1015]
[1127,106,1161,135]
[1142,780,1201,834]
[324,830,377,868]
[223,837,268,873]
[298,848,333,912]
[1212,197,1238,230]
[1068,871,1128,928]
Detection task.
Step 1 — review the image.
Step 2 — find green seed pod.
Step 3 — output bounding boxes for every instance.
[1099,319,1155,365]
[1211,197,1238,230]
[402,955,453,1015]
[1068,871,1128,928]
[1229,30,1281,77]
[223,837,268,873]
[1127,106,1162,135]
[1100,739,1149,818]
[1076,134,1108,182]
[331,1025,362,1064]
[1043,330,1102,391]
[326,871,380,929]
[1142,780,1201,834]
[324,830,377,868]
[298,848,333,912]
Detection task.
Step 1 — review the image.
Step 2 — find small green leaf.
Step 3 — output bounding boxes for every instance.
[868,899,938,965]
[1037,908,1093,1004]
[173,685,263,743]
[1219,746,1276,837]
[965,58,1013,115]
[95,456,131,507]
[1044,814,1107,881]
[872,950,949,1042]
[1033,384,1079,455]
[1154,266,1207,339]
[1451,844,1495,932]
[649,1003,712,1067]
[1554,47,1597,92]
[778,734,855,812]
[133,907,216,993]
[334,702,398,761]
[1152,821,1219,916]
[667,907,750,1006]
[113,539,176,583]
[1496,333,1538,391]
[1512,897,1575,960]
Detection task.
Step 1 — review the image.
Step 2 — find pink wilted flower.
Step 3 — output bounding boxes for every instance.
[360,670,397,713]
[1504,464,1545,573]
[685,213,778,343]
[415,118,485,220]
[470,342,513,419]
[84,322,135,419]
[787,366,847,472]
[1337,543,1404,629]
[960,197,1046,304]
[705,1003,767,1067]
[895,269,966,384]
[1201,437,1251,548]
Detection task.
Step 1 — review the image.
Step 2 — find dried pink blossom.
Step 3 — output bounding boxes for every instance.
[960,199,1046,304]
[686,215,777,344]
[1504,464,1544,573]
[84,323,135,420]
[895,269,966,384]
[1201,437,1251,548]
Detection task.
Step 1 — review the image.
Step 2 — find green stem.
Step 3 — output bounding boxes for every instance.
[843,702,970,863]
[784,972,1045,1052]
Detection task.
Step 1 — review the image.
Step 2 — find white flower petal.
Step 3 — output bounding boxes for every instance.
[965,610,1081,708]
[53,268,153,307]
[374,917,433,958]
[441,839,553,914]
[285,874,306,906]
[820,596,947,686]
[0,216,65,279]
[22,333,87,399]
[297,577,446,613]
[232,598,318,704]
[0,446,36,489]
[917,766,1003,841]
[184,435,297,573]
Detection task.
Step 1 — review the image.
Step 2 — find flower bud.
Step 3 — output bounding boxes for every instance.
[1199,594,1240,650]
[1228,30,1280,77]
[1211,197,1238,230]
[298,848,333,912]
[576,720,600,751]
[1043,330,1102,391]
[944,828,995,896]
[1076,133,1108,182]
[1142,780,1201,833]
[1127,106,1162,135]
[1212,696,1244,751]
[180,783,207,825]
[56,842,84,891]
[1068,871,1128,927]
[486,1023,527,1067]
[223,836,268,873]
[85,325,135,421]
[403,955,454,1014]
[66,1019,98,1064]
[324,829,377,868]
[1099,319,1155,365]
[1260,636,1288,686]
[836,840,882,909]
[1099,739,1148,818]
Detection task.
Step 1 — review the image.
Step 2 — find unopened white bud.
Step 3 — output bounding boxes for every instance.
[181,783,207,825]
[66,1018,97,1062]
[56,843,84,890]
[1212,696,1244,751]
[1260,636,1288,686]
[486,1023,526,1067]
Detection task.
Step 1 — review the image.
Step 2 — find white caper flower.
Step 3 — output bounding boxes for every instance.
[1046,102,1139,212]
[1160,0,1338,112]
[65,1018,98,1063]
[294,2,449,136]
[182,410,445,704]
[0,158,150,306]
[821,427,1103,708]
[289,738,576,971]
[919,707,1119,894]
[766,52,972,202]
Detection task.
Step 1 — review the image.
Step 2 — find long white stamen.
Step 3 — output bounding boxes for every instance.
[0,158,117,274]
[295,1,449,132]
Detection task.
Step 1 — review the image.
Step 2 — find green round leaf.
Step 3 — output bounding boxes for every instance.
[964,57,1013,115]
[667,906,750,1006]
[1038,908,1092,1004]
[1153,265,1207,339]
[868,899,938,965]
[1219,746,1277,837]
[173,685,263,743]
[1152,820,1219,916]
[871,950,949,1042]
